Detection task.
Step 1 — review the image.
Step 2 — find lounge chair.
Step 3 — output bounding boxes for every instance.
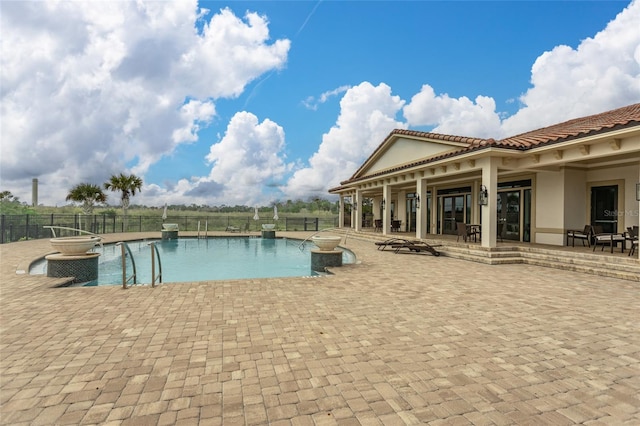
[226,225,240,232]
[374,238,412,250]
[566,225,592,247]
[392,240,441,256]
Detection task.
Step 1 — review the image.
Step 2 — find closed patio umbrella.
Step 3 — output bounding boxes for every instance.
[273,205,278,221]
[162,203,167,221]
[253,206,259,221]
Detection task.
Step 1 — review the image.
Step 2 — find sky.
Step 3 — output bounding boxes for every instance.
[1,0,639,208]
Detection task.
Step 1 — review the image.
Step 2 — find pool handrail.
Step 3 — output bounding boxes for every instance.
[197,221,208,239]
[116,242,137,289]
[44,225,99,238]
[148,241,163,287]
[44,225,103,251]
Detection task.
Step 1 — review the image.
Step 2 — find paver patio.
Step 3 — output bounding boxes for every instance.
[1,233,638,425]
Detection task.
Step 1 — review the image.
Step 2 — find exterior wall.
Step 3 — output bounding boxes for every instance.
[563,168,588,232]
[535,170,566,245]
[586,164,640,231]
[367,138,459,174]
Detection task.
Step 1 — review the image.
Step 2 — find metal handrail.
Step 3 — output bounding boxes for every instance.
[148,242,163,287]
[43,225,99,238]
[116,242,137,289]
[44,225,103,250]
[197,221,208,239]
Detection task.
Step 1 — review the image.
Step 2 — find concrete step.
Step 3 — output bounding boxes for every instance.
[346,232,639,281]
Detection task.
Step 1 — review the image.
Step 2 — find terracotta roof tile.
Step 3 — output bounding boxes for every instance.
[335,103,640,188]
[496,103,640,148]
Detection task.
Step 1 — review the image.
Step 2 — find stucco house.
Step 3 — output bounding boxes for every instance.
[329,103,640,259]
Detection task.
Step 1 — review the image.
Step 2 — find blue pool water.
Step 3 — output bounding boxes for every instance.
[31,237,355,286]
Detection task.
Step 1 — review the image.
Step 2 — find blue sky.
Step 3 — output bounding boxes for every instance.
[1,0,639,207]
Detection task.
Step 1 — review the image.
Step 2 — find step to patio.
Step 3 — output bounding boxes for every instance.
[344,232,639,282]
[439,245,639,281]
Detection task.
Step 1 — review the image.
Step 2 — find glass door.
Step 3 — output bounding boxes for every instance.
[442,195,465,234]
[591,185,618,233]
[406,196,417,232]
[497,190,521,241]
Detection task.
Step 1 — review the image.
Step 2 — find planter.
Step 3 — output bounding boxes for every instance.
[162,223,179,231]
[262,224,276,230]
[50,236,102,255]
[311,235,342,251]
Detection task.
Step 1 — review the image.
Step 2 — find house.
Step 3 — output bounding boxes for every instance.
[329,103,640,259]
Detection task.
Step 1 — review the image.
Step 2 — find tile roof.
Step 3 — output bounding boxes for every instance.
[496,103,640,149]
[337,103,640,188]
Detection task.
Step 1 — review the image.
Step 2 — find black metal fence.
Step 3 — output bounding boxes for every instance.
[0,214,340,244]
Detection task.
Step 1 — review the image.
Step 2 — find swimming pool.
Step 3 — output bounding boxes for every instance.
[30,237,355,286]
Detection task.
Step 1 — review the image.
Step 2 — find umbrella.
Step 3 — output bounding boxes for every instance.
[162,203,168,221]
[273,205,279,221]
[253,206,259,221]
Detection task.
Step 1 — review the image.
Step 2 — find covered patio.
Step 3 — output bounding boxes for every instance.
[330,103,640,262]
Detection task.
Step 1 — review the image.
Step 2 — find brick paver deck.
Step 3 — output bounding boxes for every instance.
[1,233,638,425]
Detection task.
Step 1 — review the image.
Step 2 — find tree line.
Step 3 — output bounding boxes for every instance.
[0,175,339,216]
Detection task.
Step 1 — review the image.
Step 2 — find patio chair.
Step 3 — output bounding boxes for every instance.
[374,219,383,232]
[627,227,638,257]
[456,222,478,243]
[497,222,504,242]
[566,225,592,247]
[391,220,401,232]
[592,225,625,253]
[392,240,441,256]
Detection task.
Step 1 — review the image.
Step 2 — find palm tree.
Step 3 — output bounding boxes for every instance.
[66,183,107,231]
[104,173,143,231]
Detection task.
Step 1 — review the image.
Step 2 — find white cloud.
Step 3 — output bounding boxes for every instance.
[502,0,640,135]
[0,1,289,206]
[284,82,406,199]
[302,85,351,110]
[402,0,640,139]
[137,111,291,207]
[403,85,504,138]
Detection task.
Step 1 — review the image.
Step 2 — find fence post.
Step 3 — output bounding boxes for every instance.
[0,215,4,244]
[139,215,142,232]
[315,217,319,231]
[25,214,30,240]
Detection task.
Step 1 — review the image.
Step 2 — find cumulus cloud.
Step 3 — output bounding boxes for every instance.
[0,1,289,205]
[502,0,640,135]
[402,0,640,139]
[284,82,406,198]
[141,111,291,207]
[403,86,504,138]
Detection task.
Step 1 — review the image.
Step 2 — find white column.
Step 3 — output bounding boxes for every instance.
[397,190,406,231]
[338,196,345,229]
[383,185,392,236]
[373,198,381,221]
[354,190,362,232]
[416,178,427,239]
[481,157,498,248]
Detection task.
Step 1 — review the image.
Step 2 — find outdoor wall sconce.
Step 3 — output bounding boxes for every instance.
[636,182,640,201]
[415,194,420,208]
[479,185,489,205]
[353,200,357,210]
[381,198,386,209]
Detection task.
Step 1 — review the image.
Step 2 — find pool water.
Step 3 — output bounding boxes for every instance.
[31,237,355,286]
